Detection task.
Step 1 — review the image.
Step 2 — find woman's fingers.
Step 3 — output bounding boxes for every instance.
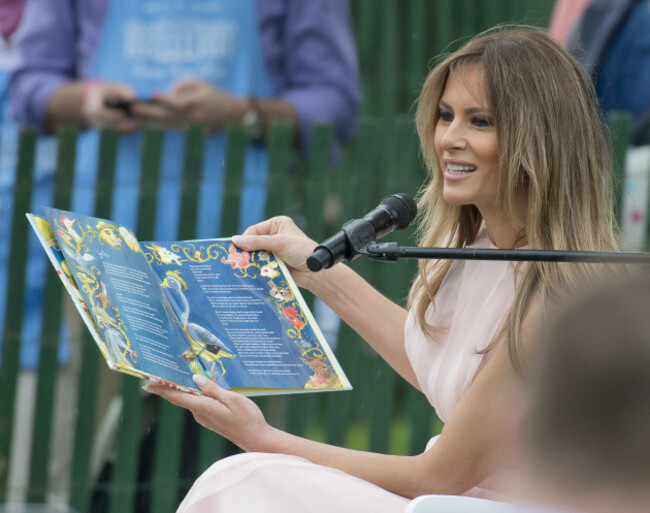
[240,216,294,237]
[143,381,205,410]
[145,376,269,450]
[192,374,233,406]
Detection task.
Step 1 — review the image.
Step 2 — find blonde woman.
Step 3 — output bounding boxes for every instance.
[146,26,620,512]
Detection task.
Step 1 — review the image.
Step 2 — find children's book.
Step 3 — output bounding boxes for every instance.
[27,207,351,396]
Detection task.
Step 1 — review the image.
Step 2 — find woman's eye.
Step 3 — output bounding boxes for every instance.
[439,111,453,122]
[471,116,492,127]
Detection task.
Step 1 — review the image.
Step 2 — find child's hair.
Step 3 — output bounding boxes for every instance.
[527,271,650,491]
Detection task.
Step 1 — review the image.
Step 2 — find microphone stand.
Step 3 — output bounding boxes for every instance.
[361,242,650,264]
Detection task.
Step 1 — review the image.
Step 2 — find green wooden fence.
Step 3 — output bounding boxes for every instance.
[351,0,556,119]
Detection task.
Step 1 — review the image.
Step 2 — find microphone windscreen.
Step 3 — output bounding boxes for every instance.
[381,193,417,230]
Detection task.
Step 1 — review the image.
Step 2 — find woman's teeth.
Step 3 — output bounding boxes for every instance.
[446,164,477,175]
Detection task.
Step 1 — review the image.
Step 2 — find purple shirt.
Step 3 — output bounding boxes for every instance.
[9,0,360,146]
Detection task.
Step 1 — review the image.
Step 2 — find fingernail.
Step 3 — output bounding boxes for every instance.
[192,374,211,387]
[231,235,248,246]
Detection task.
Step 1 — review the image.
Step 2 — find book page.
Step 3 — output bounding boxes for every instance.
[27,214,125,372]
[43,207,198,391]
[143,239,351,393]
[33,207,350,395]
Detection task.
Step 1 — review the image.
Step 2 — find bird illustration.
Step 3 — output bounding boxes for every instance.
[160,270,185,289]
[165,275,234,377]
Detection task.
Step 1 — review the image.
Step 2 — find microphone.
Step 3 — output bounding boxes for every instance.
[306,193,417,272]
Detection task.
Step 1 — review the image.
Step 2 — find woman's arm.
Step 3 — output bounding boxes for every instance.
[145,330,521,498]
[231,216,417,388]
[147,221,542,498]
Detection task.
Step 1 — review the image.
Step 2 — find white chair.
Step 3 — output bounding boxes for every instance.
[406,494,515,513]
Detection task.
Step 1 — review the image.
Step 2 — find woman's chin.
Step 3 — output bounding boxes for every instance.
[442,192,470,207]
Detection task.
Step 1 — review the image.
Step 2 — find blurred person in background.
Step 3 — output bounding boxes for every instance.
[548,0,592,44]
[567,0,650,145]
[10,0,360,236]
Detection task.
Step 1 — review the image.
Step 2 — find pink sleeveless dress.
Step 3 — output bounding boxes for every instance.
[176,231,520,512]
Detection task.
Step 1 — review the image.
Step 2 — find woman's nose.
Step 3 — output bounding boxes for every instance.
[440,121,467,150]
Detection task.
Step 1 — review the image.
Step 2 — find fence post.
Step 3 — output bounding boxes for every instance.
[196,125,248,473]
[149,125,205,513]
[105,127,163,513]
[67,128,119,512]
[0,129,36,501]
[609,111,634,228]
[27,128,77,502]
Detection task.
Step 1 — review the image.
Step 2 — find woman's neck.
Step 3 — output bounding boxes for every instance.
[482,213,526,249]
[479,199,527,249]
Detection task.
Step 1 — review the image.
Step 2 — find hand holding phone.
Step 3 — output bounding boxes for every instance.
[82,80,144,132]
[103,97,156,113]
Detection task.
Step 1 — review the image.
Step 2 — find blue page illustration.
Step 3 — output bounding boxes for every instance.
[37,207,350,395]
[142,239,347,392]
[44,207,198,391]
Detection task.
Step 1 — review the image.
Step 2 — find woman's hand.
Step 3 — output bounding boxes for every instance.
[232,216,319,290]
[144,375,272,451]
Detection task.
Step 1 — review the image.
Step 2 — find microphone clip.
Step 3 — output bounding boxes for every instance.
[340,219,378,260]
[307,219,377,272]
[363,242,400,261]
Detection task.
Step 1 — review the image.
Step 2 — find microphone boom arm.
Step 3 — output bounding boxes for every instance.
[363,242,650,264]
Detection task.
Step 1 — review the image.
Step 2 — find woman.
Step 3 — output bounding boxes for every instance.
[145,26,620,511]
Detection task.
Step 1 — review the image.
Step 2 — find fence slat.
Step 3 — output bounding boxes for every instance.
[0,130,36,500]
[285,124,334,437]
[322,122,379,447]
[68,128,119,512]
[197,126,247,473]
[609,112,634,228]
[107,128,163,513]
[265,121,294,218]
[379,0,398,123]
[27,128,76,502]
[218,126,246,237]
[150,125,205,513]
[434,0,455,55]
[407,0,426,105]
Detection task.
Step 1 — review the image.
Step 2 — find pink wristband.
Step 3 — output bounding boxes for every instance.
[82,79,102,106]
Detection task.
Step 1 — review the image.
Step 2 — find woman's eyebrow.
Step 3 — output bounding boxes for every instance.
[438,100,488,116]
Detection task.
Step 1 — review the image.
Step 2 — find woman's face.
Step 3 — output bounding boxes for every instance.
[434,64,500,216]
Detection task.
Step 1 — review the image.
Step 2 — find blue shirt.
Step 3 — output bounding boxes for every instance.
[596,0,650,118]
[9,0,360,149]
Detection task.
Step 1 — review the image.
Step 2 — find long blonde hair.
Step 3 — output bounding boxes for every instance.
[408,26,621,371]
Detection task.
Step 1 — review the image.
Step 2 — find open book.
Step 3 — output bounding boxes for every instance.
[27,207,351,396]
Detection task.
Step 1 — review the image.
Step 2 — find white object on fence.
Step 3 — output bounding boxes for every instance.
[622,146,650,251]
